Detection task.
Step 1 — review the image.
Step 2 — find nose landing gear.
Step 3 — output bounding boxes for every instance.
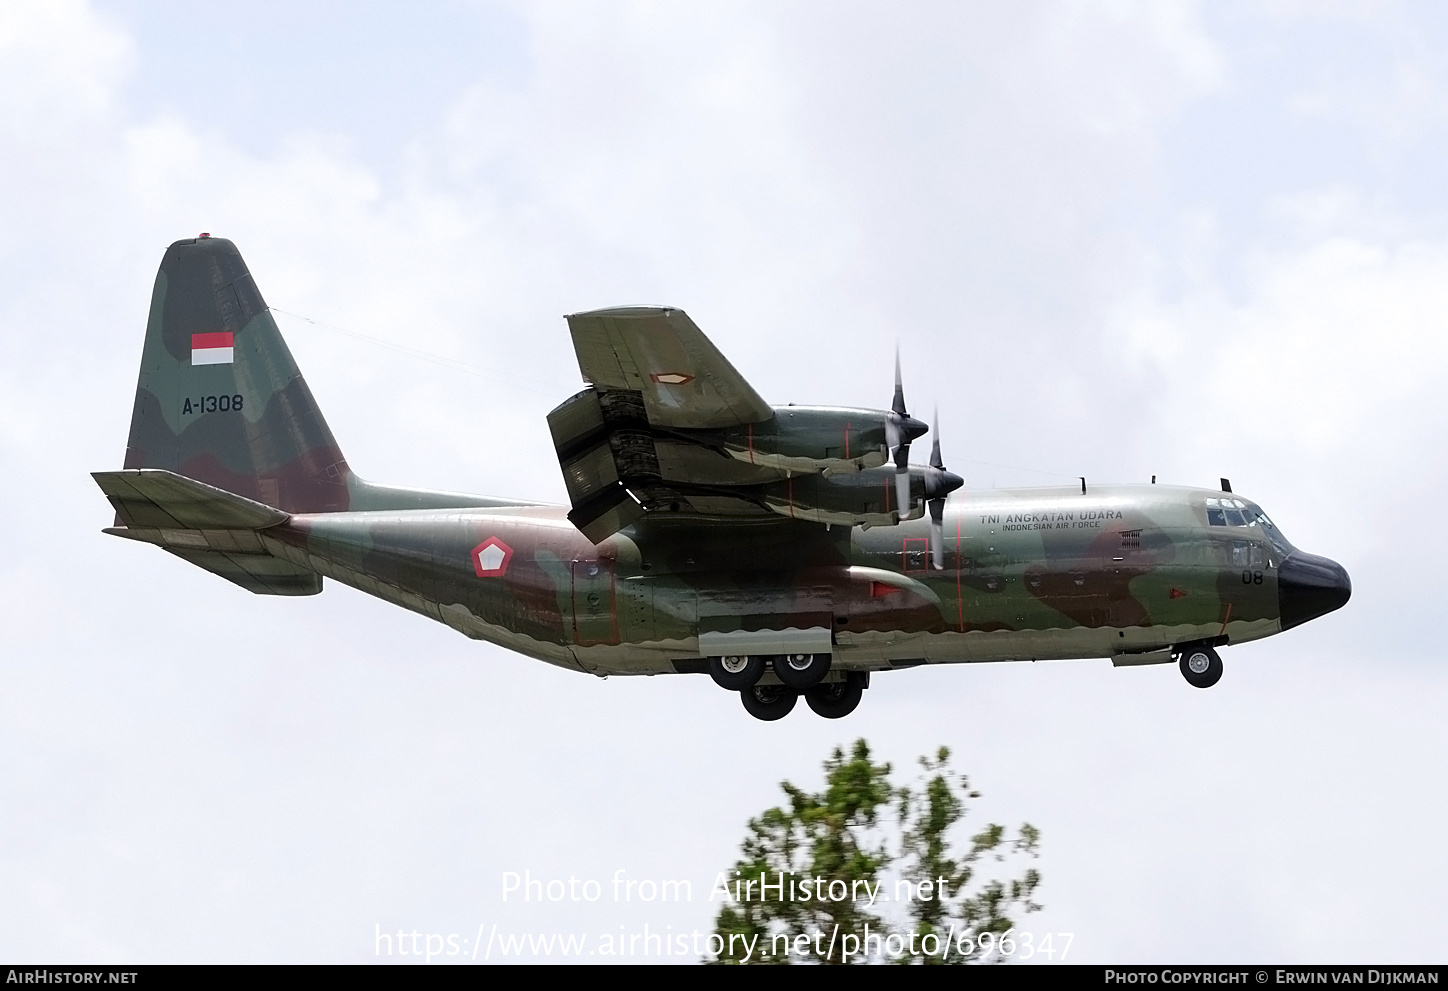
[1178,644,1223,689]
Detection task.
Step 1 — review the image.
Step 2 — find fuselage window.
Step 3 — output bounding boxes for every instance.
[1226,541,1267,569]
[1207,508,1227,527]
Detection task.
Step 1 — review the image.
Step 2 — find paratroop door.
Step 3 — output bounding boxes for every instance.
[571,559,617,645]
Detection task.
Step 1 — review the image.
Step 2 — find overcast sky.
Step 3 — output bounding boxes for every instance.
[2,0,1446,964]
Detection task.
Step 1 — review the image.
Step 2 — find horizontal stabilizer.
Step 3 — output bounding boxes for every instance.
[94,469,320,596]
[94,469,289,529]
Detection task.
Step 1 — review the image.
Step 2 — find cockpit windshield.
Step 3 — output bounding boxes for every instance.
[1204,496,1295,556]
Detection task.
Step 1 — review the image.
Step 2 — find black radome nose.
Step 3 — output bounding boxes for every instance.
[1278,552,1351,630]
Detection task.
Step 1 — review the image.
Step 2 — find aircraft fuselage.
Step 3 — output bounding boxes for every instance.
[260,482,1343,678]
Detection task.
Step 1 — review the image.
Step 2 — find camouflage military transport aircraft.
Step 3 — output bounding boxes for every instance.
[95,236,1352,720]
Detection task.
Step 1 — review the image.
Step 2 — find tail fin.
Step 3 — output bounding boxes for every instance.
[122,235,351,513]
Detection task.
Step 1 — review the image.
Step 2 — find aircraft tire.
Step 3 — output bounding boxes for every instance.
[772,653,832,689]
[739,684,798,721]
[709,655,765,691]
[1179,645,1223,689]
[805,673,866,719]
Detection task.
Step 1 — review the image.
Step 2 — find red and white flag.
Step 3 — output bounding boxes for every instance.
[191,332,234,366]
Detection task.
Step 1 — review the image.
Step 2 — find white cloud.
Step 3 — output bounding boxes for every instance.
[2,0,1447,964]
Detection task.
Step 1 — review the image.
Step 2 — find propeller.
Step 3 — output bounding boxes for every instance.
[923,409,964,569]
[884,349,928,517]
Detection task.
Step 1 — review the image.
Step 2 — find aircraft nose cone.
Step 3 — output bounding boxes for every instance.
[1278,551,1351,630]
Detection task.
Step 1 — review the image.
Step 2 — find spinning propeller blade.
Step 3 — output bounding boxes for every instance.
[924,409,964,569]
[886,348,926,517]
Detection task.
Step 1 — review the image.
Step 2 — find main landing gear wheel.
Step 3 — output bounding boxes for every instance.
[772,653,832,690]
[805,672,866,719]
[1179,645,1223,689]
[740,684,798,721]
[709,655,765,691]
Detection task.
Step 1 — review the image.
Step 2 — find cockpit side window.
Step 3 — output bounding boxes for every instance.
[1247,504,1295,556]
[1205,497,1296,557]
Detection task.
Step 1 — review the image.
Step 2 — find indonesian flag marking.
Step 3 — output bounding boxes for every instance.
[191,331,234,366]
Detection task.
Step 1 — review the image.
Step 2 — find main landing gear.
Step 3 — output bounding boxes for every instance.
[707,655,867,720]
[1177,643,1223,689]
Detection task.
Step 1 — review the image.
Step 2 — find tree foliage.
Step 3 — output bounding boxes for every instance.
[709,740,1040,965]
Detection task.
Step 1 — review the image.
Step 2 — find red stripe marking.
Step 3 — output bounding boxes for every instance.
[609,560,619,644]
[191,332,233,349]
[956,511,964,632]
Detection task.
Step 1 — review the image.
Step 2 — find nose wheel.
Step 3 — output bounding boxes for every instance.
[1179,645,1223,689]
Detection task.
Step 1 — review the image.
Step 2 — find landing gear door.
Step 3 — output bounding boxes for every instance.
[571,559,617,645]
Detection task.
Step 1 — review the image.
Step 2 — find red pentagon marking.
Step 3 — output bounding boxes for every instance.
[471,537,514,578]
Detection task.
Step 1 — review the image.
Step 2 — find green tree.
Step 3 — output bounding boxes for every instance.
[711,739,894,964]
[709,739,1041,965]
[895,746,1041,964]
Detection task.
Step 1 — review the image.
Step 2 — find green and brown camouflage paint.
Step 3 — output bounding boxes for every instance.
[98,237,1347,681]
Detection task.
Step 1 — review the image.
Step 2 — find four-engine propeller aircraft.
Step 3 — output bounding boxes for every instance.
[95,236,1352,720]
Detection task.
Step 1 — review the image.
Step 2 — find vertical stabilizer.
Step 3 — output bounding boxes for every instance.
[123,236,351,513]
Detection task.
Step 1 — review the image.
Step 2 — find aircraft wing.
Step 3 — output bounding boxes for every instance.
[551,307,918,544]
[552,307,785,541]
[565,307,772,429]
